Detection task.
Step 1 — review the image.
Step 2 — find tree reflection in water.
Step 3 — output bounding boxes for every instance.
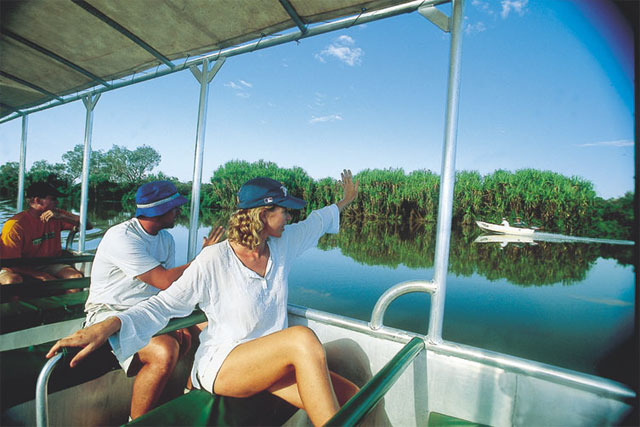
[317,221,635,287]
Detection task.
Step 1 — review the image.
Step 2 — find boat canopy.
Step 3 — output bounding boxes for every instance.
[0,0,443,120]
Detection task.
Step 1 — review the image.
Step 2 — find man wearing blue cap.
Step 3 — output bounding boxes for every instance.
[84,180,221,420]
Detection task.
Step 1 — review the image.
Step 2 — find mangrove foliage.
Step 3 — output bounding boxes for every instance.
[0,157,635,241]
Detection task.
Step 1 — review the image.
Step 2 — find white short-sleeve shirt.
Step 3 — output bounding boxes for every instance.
[109,205,340,391]
[85,217,176,311]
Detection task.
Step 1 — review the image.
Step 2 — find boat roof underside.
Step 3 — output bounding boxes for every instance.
[0,0,422,119]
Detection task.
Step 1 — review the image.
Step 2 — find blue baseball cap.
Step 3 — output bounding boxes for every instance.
[135,181,188,217]
[237,177,306,210]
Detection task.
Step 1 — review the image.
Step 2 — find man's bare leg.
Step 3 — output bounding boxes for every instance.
[129,334,180,419]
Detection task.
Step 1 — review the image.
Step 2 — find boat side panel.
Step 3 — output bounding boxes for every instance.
[290,313,426,426]
[291,313,633,427]
[0,318,85,352]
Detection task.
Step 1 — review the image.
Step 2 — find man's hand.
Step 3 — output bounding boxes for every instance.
[39,209,57,223]
[46,317,122,367]
[202,226,225,248]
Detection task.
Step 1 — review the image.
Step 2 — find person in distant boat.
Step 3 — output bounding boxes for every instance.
[83,180,223,420]
[49,171,361,427]
[0,182,92,285]
[513,217,529,228]
[501,217,510,227]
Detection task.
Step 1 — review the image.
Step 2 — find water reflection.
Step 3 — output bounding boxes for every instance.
[1,200,634,285]
[317,221,635,287]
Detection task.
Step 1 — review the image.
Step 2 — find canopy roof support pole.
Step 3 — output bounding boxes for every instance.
[428,0,465,343]
[16,115,28,212]
[78,93,100,252]
[187,58,225,261]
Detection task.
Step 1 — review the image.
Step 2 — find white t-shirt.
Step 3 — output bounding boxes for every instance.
[109,205,340,391]
[85,218,176,311]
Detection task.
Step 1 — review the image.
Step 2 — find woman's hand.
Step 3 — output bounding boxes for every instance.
[202,225,225,248]
[336,169,359,212]
[46,317,122,367]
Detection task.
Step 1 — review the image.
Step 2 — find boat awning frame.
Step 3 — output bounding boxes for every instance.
[0,0,448,123]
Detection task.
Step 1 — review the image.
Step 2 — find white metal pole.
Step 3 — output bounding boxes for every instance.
[16,115,28,212]
[428,0,465,343]
[78,94,100,252]
[187,58,225,261]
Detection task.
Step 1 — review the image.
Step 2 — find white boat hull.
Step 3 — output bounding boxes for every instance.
[476,220,536,236]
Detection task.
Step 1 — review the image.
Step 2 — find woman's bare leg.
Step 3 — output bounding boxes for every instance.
[269,370,359,408]
[214,326,339,426]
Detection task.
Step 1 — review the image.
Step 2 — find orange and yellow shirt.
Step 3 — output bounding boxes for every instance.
[0,211,74,259]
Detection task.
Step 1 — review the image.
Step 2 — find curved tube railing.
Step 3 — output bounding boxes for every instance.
[326,337,426,426]
[369,280,438,331]
[35,353,62,427]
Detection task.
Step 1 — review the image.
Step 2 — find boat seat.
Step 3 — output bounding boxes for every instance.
[126,389,298,427]
[1,340,119,412]
[0,277,91,300]
[0,290,88,334]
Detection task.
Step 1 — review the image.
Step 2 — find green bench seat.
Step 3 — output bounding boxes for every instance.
[127,389,298,427]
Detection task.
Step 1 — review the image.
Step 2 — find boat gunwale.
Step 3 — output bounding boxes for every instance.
[289,303,636,402]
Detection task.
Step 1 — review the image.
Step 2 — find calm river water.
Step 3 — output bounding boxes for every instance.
[1,200,636,387]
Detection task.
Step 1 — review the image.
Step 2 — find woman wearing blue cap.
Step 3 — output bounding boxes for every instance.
[48,170,359,426]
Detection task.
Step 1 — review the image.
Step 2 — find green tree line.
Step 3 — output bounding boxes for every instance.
[0,156,635,240]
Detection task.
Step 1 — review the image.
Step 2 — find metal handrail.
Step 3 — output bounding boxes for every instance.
[369,280,438,331]
[64,227,78,252]
[326,337,425,426]
[35,353,62,427]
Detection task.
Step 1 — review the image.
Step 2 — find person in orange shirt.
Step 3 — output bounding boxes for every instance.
[0,182,92,284]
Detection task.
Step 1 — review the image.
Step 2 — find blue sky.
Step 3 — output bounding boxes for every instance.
[0,0,634,199]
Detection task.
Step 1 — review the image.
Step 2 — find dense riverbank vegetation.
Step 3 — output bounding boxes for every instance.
[0,154,635,241]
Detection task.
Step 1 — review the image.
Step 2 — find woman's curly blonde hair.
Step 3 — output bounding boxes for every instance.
[227,206,277,250]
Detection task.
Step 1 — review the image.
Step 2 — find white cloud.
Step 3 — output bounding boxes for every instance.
[336,35,355,45]
[225,80,252,98]
[315,36,364,66]
[225,81,241,90]
[500,0,528,19]
[576,139,634,148]
[471,0,495,17]
[472,0,493,14]
[465,21,487,34]
[309,114,343,124]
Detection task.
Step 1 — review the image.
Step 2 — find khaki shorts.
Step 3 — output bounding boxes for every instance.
[85,306,136,375]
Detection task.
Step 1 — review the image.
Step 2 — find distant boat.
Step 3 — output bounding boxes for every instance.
[475,220,537,236]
